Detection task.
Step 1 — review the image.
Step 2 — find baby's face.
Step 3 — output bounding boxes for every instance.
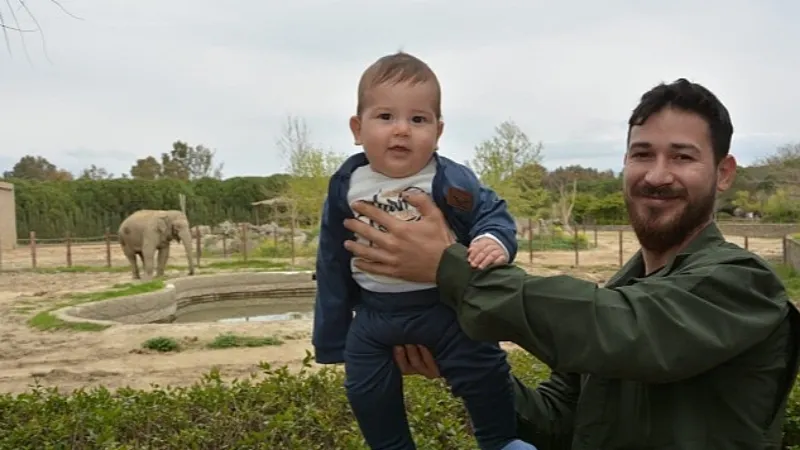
[350,80,443,178]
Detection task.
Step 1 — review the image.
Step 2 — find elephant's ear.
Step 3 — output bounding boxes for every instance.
[156,216,169,235]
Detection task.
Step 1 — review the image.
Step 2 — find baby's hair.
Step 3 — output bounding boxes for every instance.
[356,51,441,118]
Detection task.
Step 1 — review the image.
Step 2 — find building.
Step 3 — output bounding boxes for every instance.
[0,181,17,250]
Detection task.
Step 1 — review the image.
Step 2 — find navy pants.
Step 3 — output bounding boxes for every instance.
[344,289,525,450]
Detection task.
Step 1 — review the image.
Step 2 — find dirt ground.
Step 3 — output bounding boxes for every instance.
[0,231,786,396]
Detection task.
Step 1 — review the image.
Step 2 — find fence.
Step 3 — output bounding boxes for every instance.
[787,236,800,273]
[0,221,798,273]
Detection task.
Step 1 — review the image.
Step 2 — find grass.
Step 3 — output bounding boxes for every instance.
[13,258,307,275]
[139,333,285,353]
[27,280,166,332]
[206,333,284,349]
[142,336,181,352]
[777,263,800,302]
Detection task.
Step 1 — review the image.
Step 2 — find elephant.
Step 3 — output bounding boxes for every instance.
[118,209,195,280]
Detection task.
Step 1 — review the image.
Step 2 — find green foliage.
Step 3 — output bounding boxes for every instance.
[9,175,289,239]
[206,333,283,349]
[142,337,181,353]
[3,349,800,448]
[523,227,592,251]
[254,239,317,259]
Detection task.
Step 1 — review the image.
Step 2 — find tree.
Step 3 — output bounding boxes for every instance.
[471,120,544,186]
[2,155,73,181]
[79,164,113,180]
[277,115,346,225]
[161,141,224,180]
[128,141,224,181]
[470,120,548,217]
[130,156,162,180]
[1,0,83,60]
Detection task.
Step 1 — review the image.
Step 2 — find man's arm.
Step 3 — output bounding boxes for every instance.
[437,244,790,383]
[513,372,580,450]
[311,196,358,364]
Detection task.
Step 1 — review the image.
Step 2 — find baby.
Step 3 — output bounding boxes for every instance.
[312,51,536,450]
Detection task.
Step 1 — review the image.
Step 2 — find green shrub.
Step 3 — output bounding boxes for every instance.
[142,337,181,353]
[2,349,800,448]
[254,239,317,259]
[520,226,592,251]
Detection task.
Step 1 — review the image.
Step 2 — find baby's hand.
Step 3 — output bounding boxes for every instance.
[467,237,508,270]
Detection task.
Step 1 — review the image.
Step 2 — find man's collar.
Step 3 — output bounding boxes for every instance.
[606,221,726,286]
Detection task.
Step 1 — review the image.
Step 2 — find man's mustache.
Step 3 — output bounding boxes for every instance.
[633,184,687,199]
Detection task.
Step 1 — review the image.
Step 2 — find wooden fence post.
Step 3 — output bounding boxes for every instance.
[0,235,4,272]
[573,226,579,267]
[593,226,598,248]
[527,217,533,264]
[222,235,228,258]
[29,231,37,269]
[195,226,201,266]
[65,232,73,268]
[105,228,112,267]
[618,229,623,267]
[784,236,789,265]
[241,223,248,261]
[744,235,749,250]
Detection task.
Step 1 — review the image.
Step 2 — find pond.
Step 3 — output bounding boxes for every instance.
[172,296,315,324]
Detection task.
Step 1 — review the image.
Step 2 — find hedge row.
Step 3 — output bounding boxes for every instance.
[8,176,290,239]
[2,350,800,449]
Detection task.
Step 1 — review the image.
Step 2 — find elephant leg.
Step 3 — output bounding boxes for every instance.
[122,246,140,280]
[156,245,170,277]
[141,243,157,281]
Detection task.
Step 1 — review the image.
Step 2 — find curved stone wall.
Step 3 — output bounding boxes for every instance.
[52,271,317,327]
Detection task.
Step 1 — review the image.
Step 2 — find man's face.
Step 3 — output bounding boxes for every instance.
[623,106,736,253]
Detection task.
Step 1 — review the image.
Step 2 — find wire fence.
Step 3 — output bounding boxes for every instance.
[0,221,797,273]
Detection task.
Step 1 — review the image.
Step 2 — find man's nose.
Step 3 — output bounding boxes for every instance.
[643,159,675,186]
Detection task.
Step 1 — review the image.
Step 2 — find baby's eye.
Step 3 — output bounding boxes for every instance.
[411,116,427,123]
[378,113,392,120]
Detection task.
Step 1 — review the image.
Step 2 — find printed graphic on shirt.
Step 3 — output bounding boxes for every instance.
[353,186,426,243]
[346,162,440,291]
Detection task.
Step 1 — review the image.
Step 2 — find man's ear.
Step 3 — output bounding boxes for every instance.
[716,154,737,192]
[349,115,362,146]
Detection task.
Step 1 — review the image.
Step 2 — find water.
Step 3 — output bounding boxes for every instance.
[172,296,315,324]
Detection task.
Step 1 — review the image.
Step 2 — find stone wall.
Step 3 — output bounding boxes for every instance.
[0,182,16,251]
[52,271,317,326]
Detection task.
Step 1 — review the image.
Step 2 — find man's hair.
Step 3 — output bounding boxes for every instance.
[356,51,441,118]
[627,78,734,163]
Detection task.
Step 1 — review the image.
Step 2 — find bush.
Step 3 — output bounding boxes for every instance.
[520,226,592,251]
[0,351,546,449]
[2,349,800,448]
[254,239,317,259]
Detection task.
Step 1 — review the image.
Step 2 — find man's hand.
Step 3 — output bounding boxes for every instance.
[393,345,441,379]
[468,237,508,270]
[343,191,455,284]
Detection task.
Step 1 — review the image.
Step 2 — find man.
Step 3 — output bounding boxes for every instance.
[340,78,800,449]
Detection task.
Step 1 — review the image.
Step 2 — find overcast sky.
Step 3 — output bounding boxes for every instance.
[1,1,798,178]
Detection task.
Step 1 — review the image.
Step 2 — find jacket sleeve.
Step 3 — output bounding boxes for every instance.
[312,195,358,364]
[458,167,518,263]
[436,244,790,383]
[513,372,580,450]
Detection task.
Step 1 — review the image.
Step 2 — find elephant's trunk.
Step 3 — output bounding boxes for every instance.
[180,228,195,275]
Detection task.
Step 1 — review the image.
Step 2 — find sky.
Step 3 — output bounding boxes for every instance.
[1,0,799,179]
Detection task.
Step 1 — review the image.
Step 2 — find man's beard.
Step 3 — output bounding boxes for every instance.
[624,181,716,254]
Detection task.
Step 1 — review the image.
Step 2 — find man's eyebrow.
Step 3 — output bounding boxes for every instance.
[670,143,700,153]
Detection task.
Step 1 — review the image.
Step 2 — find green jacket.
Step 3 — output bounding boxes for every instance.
[437,222,800,449]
